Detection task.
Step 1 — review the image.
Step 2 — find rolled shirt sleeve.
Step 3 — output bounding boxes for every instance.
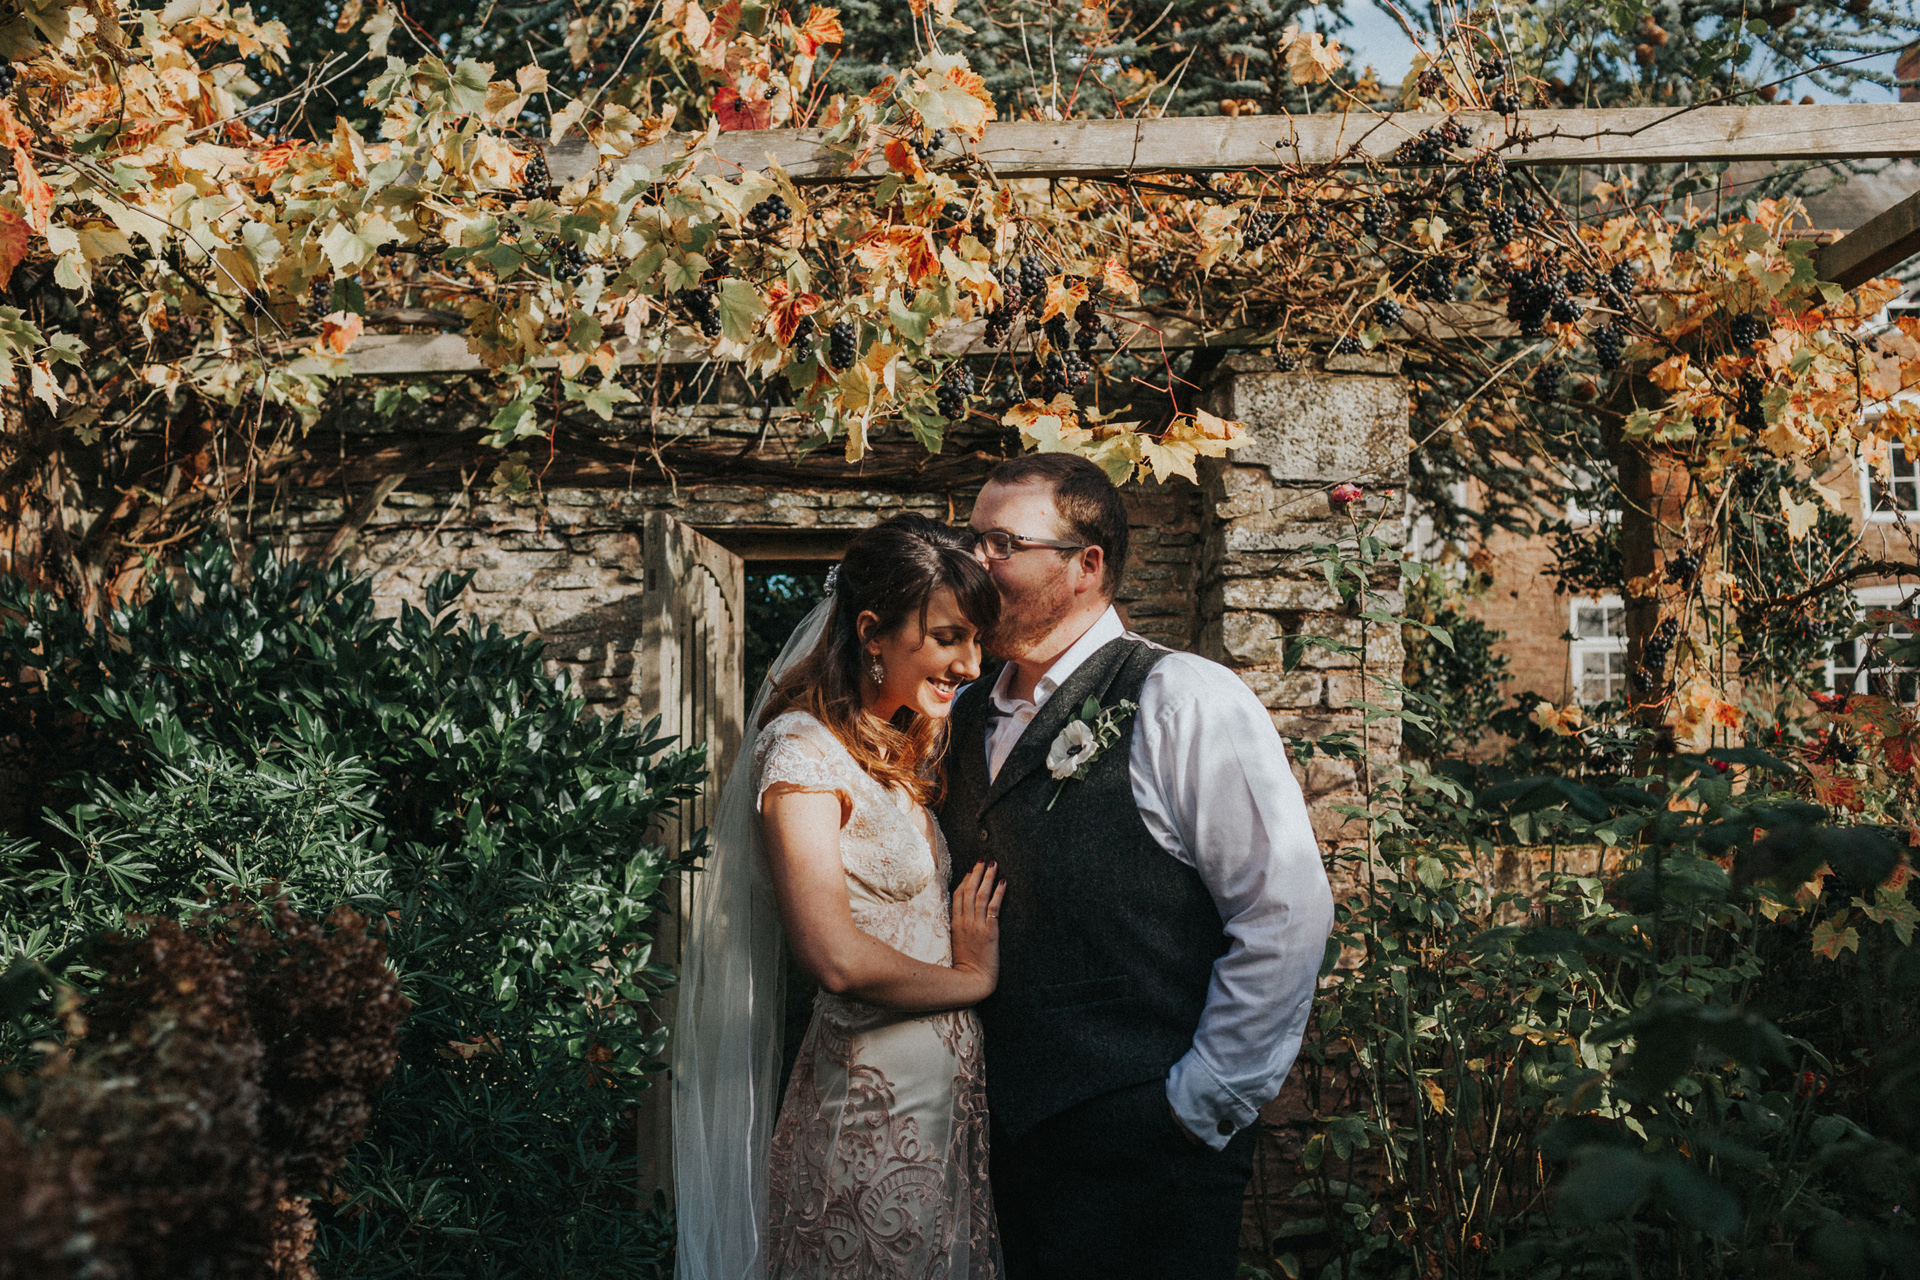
[1130,653,1336,1151]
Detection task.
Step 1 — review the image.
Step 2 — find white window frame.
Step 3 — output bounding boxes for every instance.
[1561,465,1622,528]
[1569,594,1630,706]
[1856,438,1920,523]
[1828,584,1920,703]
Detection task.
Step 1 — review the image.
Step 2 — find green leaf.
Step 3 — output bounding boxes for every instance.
[448,59,493,114]
[485,397,543,445]
[1658,1161,1742,1237]
[663,254,708,293]
[717,279,766,344]
[889,290,931,345]
[574,380,640,421]
[1555,1147,1657,1225]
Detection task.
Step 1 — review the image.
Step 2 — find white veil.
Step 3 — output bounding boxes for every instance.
[672,593,835,1280]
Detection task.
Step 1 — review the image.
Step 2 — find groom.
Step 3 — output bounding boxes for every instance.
[942,453,1336,1279]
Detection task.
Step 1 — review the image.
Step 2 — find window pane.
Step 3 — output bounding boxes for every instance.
[1576,651,1627,704]
[1574,605,1622,639]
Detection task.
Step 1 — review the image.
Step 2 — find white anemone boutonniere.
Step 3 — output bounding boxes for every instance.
[1044,695,1139,810]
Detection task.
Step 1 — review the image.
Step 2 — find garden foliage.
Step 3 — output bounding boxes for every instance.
[1257,528,1920,1280]
[0,539,704,1278]
[0,897,409,1280]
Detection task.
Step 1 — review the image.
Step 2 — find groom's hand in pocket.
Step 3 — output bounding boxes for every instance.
[1168,1102,1207,1149]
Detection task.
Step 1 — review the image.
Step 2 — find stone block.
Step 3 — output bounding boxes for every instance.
[1308,795,1369,845]
[1327,672,1402,710]
[1236,668,1323,709]
[535,571,605,591]
[1219,611,1285,666]
[470,570,527,594]
[1205,372,1410,486]
[1304,756,1358,794]
[1218,577,1344,613]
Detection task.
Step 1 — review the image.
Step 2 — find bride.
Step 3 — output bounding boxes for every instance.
[674,513,1007,1280]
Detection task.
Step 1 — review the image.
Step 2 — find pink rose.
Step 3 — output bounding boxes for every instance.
[1330,482,1364,505]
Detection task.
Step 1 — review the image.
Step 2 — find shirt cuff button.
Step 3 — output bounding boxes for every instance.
[1215,1118,1234,1137]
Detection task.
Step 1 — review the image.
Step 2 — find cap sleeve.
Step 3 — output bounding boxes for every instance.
[752,712,855,822]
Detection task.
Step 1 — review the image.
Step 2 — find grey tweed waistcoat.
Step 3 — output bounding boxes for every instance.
[940,636,1229,1140]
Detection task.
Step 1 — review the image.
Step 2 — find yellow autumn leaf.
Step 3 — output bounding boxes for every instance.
[1005,395,1087,451]
[1100,256,1140,303]
[1648,353,1692,392]
[1281,23,1344,86]
[1038,275,1089,325]
[1529,700,1585,737]
[906,53,995,141]
[482,80,529,126]
[1418,1078,1448,1115]
[1780,488,1820,539]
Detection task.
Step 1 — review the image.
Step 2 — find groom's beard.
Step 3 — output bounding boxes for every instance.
[983,565,1074,661]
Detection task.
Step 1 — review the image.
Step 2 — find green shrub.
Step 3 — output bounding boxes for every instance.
[1262,535,1920,1280]
[0,539,704,1278]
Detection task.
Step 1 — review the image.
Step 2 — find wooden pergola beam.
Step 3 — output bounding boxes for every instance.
[335,105,1920,376]
[1815,186,1920,288]
[548,104,1920,186]
[343,310,1217,376]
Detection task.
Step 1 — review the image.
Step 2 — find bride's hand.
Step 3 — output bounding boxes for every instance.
[949,861,1006,1002]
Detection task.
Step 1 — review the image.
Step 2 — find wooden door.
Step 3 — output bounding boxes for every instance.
[633,513,745,1205]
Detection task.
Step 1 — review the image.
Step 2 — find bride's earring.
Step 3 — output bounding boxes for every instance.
[868,654,885,685]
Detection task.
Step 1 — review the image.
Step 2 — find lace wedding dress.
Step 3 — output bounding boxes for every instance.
[752,710,1002,1280]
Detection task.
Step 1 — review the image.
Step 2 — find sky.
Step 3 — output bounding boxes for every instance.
[1323,0,1904,104]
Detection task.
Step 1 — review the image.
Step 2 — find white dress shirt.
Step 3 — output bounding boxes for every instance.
[983,606,1335,1151]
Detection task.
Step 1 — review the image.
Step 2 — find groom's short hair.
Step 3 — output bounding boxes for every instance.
[983,453,1129,597]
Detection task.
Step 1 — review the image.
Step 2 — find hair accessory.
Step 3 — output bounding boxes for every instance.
[868,654,885,685]
[824,564,841,595]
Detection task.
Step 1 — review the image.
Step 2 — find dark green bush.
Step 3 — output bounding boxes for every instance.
[0,540,704,1278]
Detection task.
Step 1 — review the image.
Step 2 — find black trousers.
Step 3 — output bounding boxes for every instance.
[989,1080,1258,1280]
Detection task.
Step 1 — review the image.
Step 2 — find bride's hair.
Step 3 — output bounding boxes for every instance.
[760,513,999,804]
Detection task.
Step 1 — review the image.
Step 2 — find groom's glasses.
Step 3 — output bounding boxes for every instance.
[968,528,1092,561]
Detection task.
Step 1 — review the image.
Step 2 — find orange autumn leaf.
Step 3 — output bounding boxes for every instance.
[1038,275,1089,325]
[938,64,995,138]
[319,311,365,353]
[852,225,938,287]
[1101,256,1140,303]
[0,211,29,291]
[883,136,925,178]
[0,102,30,150]
[1807,761,1864,813]
[767,288,824,346]
[13,148,51,233]
[794,5,844,55]
[712,85,773,131]
[1649,352,1692,392]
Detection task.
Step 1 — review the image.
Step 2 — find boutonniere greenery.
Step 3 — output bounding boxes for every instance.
[1044,696,1139,810]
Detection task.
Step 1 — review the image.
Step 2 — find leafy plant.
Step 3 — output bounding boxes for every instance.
[0,538,706,1278]
[1254,520,1920,1280]
[0,896,410,1280]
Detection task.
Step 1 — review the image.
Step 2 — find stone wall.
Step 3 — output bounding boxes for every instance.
[276,364,1405,851]
[280,460,1204,716]
[1200,355,1412,857]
